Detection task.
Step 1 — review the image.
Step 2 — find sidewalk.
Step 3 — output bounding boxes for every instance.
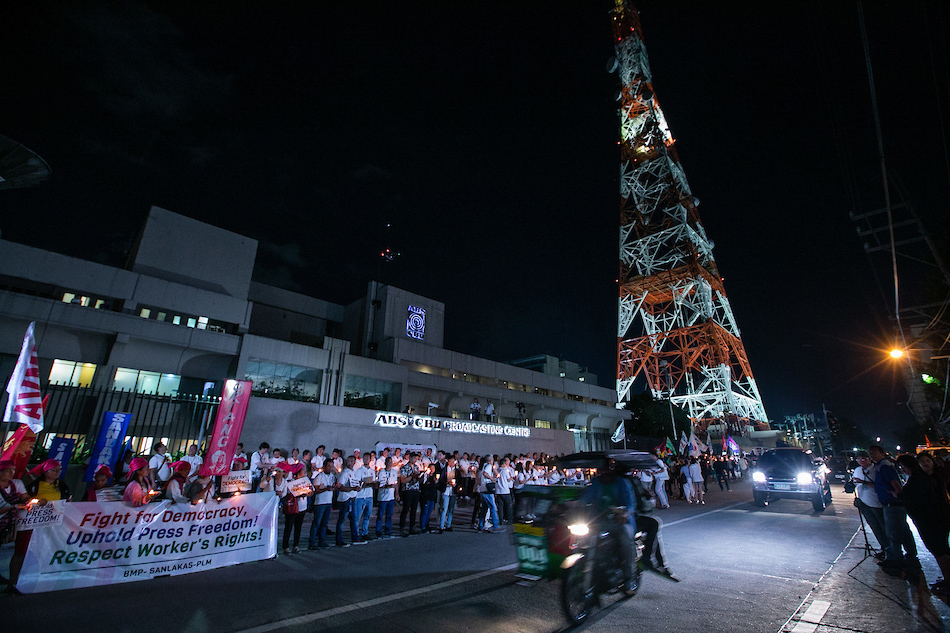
[780,526,950,633]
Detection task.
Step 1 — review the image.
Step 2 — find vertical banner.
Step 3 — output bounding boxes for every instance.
[203,380,252,476]
[4,321,45,433]
[1,424,37,477]
[16,492,279,594]
[84,412,132,482]
[48,437,76,479]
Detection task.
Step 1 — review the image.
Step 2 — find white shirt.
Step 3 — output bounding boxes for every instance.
[421,454,433,468]
[312,472,336,505]
[355,465,375,498]
[496,466,513,494]
[485,402,494,415]
[442,466,457,496]
[377,468,398,502]
[0,479,26,512]
[311,454,326,469]
[458,459,471,476]
[477,463,494,493]
[653,458,669,481]
[688,463,702,482]
[249,451,270,478]
[375,456,388,471]
[853,465,882,508]
[149,453,171,481]
[337,468,359,502]
[182,454,203,482]
[331,457,343,473]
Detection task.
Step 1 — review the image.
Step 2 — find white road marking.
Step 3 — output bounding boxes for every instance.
[789,600,831,632]
[232,563,519,633]
[662,502,747,527]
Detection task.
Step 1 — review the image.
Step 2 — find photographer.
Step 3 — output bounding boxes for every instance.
[851,451,887,559]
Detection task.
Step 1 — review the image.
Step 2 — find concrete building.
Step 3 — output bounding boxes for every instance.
[0,207,623,458]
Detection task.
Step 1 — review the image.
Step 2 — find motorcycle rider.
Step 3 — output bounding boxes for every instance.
[581,459,638,596]
[629,471,679,581]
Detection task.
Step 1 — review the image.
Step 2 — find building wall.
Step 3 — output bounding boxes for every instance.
[241,398,576,457]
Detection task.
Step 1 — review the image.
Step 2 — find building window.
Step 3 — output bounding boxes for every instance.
[113,368,181,396]
[534,420,552,429]
[344,375,398,411]
[48,360,97,387]
[245,359,323,402]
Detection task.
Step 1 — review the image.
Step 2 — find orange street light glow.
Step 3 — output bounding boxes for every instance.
[889,349,904,359]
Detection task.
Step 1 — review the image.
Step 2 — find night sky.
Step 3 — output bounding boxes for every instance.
[2,1,948,443]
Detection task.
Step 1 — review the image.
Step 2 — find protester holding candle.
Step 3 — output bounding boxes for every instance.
[123,457,156,507]
[187,467,216,504]
[83,465,113,501]
[10,459,71,589]
[0,459,29,542]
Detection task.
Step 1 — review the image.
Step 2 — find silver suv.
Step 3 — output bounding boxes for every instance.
[751,448,833,512]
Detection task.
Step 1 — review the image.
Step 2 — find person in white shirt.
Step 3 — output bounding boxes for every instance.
[163,461,192,504]
[420,448,434,468]
[458,454,472,502]
[334,456,362,546]
[375,457,398,538]
[495,457,514,524]
[148,443,171,485]
[651,452,670,509]
[232,443,248,471]
[331,449,344,474]
[353,454,376,541]
[249,442,272,490]
[547,467,564,486]
[308,459,337,549]
[475,455,502,532]
[375,448,390,472]
[311,445,327,471]
[485,399,495,423]
[470,398,481,421]
[286,448,301,466]
[391,447,404,469]
[182,445,203,484]
[852,451,888,555]
[688,457,705,504]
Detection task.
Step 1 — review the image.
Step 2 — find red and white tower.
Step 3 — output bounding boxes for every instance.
[611,1,769,434]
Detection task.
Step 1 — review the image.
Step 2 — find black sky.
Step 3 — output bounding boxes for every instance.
[2,1,948,443]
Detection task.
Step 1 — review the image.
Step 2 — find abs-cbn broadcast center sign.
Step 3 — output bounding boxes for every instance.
[373,412,530,438]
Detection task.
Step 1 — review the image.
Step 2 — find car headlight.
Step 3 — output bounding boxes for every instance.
[797,472,813,485]
[568,523,589,536]
[752,471,766,483]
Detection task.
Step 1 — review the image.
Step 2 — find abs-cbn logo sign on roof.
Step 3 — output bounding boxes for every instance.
[373,412,530,438]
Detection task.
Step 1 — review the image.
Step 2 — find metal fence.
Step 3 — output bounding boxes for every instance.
[28,384,221,462]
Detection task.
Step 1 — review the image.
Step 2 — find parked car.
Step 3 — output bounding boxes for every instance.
[824,456,853,489]
[751,448,833,512]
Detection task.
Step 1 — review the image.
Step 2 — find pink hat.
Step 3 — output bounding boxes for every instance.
[171,461,192,473]
[129,457,149,473]
[29,458,61,476]
[289,463,304,475]
[0,460,15,472]
[233,455,248,463]
[94,464,113,479]
[272,462,288,472]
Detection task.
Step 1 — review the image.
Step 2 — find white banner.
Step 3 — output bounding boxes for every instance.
[287,477,313,497]
[17,500,66,530]
[16,493,278,594]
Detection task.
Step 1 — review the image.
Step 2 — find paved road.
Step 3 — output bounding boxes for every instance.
[4,480,948,632]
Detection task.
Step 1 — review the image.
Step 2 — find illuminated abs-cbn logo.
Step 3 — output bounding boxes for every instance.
[373,412,530,437]
[406,305,426,340]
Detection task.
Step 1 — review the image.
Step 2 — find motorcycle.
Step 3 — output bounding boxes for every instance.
[560,507,643,624]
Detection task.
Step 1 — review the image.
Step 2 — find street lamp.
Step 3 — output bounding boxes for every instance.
[889,349,904,359]
[876,437,881,443]
[896,445,901,451]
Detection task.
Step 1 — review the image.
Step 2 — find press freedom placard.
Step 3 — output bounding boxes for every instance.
[16,492,278,594]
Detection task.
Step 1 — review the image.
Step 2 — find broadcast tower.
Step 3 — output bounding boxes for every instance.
[611,1,769,434]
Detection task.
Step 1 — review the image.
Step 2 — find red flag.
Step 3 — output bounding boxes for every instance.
[202,380,252,476]
[4,322,45,433]
[2,424,38,478]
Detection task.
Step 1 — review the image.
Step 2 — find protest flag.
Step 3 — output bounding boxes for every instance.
[4,322,45,433]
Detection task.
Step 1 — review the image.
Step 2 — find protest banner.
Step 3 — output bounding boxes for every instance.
[220,470,252,493]
[48,437,75,479]
[95,486,126,502]
[84,411,132,482]
[287,477,314,498]
[18,500,66,530]
[15,492,278,594]
[203,380,252,476]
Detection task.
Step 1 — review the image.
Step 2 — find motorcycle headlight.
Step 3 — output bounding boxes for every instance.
[752,471,766,483]
[568,523,589,536]
[797,472,813,485]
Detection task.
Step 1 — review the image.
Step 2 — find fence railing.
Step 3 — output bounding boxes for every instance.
[27,384,221,462]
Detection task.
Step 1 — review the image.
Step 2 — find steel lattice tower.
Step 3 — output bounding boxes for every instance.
[611,1,769,434]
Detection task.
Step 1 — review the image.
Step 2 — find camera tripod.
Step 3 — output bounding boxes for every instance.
[848,494,882,573]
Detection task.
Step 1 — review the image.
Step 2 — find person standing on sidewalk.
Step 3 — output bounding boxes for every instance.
[438,455,458,532]
[334,456,362,547]
[375,456,398,538]
[868,446,919,575]
[852,451,888,558]
[896,454,950,592]
[353,453,376,541]
[308,459,336,549]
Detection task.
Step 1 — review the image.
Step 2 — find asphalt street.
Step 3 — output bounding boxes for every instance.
[4,480,949,633]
